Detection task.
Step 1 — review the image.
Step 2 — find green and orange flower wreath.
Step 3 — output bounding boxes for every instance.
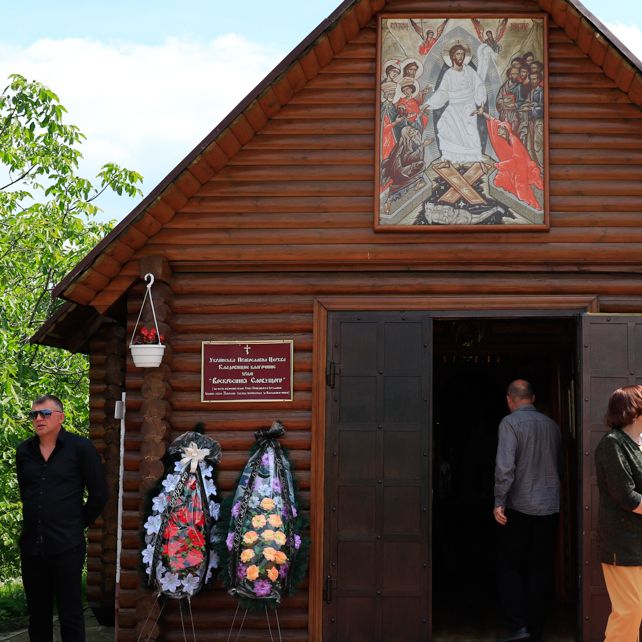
[216,421,309,608]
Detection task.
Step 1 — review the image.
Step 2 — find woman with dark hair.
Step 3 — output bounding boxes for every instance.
[595,385,642,641]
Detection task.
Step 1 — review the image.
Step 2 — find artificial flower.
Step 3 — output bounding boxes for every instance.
[252,514,267,529]
[246,565,260,581]
[273,531,287,546]
[260,497,275,511]
[274,551,288,565]
[253,579,272,597]
[243,530,259,545]
[261,529,276,542]
[185,548,204,567]
[267,567,279,582]
[268,514,282,528]
[152,493,168,512]
[159,572,181,593]
[144,514,162,535]
[188,527,205,548]
[181,573,201,595]
[263,547,277,562]
[240,549,255,563]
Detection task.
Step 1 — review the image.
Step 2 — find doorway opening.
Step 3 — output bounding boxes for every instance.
[431,317,578,641]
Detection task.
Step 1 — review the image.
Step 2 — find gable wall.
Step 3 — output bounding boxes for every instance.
[111,1,642,640]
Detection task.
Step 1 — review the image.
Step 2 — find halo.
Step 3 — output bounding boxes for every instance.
[400,57,424,80]
[382,58,401,81]
[442,40,472,67]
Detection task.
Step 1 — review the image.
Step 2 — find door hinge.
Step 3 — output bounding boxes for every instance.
[326,361,336,388]
[323,575,333,603]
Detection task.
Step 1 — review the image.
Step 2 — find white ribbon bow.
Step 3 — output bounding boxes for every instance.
[180,442,211,473]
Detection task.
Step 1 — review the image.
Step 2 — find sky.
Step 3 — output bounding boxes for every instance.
[1,0,641,223]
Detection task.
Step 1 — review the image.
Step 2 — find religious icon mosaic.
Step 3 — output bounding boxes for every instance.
[376,15,548,229]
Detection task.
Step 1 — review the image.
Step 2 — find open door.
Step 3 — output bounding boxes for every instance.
[323,312,432,642]
[581,314,642,642]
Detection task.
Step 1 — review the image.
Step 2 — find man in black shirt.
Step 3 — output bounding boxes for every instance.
[16,394,108,642]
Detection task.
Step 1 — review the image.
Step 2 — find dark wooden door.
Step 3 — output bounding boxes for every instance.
[323,312,432,642]
[581,314,642,642]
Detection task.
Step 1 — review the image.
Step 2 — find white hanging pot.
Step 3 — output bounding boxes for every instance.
[130,344,166,368]
[129,273,166,368]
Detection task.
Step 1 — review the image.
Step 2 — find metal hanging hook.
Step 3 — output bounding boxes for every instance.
[144,273,155,289]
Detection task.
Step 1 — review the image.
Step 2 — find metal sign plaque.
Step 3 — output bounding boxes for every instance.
[201,340,293,403]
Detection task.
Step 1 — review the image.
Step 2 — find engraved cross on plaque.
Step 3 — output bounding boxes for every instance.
[243,344,252,355]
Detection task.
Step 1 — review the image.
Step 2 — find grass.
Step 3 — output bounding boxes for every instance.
[0,579,28,632]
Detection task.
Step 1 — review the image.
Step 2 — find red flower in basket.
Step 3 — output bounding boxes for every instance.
[133,326,165,345]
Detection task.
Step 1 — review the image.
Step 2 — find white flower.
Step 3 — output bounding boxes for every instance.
[174,461,186,472]
[181,573,201,596]
[249,495,260,508]
[209,529,220,544]
[203,478,217,498]
[144,514,162,535]
[205,551,219,582]
[209,501,220,520]
[162,473,181,492]
[141,544,155,566]
[152,493,168,513]
[159,572,181,593]
[200,463,213,478]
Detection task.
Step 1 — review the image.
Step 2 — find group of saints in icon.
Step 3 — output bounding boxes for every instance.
[379,17,545,226]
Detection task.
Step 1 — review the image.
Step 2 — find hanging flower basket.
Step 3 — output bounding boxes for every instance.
[130,343,166,368]
[129,273,166,368]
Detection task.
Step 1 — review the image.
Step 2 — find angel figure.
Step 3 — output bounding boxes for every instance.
[410,18,449,56]
[472,18,508,54]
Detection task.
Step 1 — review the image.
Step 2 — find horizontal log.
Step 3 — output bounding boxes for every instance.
[171,295,314,314]
[549,87,635,105]
[275,103,375,120]
[549,74,615,89]
[179,195,372,214]
[549,119,642,135]
[206,164,373,182]
[550,104,642,119]
[383,0,539,10]
[229,147,372,165]
[139,243,642,264]
[551,149,642,164]
[550,133,642,149]
[262,118,373,136]
[246,132,372,150]
[289,88,373,105]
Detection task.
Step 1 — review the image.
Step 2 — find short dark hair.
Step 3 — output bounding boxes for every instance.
[33,394,64,412]
[604,385,642,429]
[507,380,534,400]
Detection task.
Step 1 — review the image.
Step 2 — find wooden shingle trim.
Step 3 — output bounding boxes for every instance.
[243,102,269,132]
[201,143,230,172]
[327,21,348,53]
[299,48,322,81]
[354,0,373,28]
[315,35,334,67]
[589,32,608,67]
[563,5,581,39]
[146,199,175,225]
[92,254,122,280]
[104,242,136,264]
[131,214,163,238]
[616,61,636,94]
[256,87,284,119]
[118,225,148,250]
[603,47,622,81]
[212,129,242,158]
[64,283,97,306]
[159,183,189,211]
[187,157,216,185]
[341,7,361,41]
[628,74,642,105]
[286,62,308,93]
[538,0,553,12]
[550,0,567,28]
[77,269,110,293]
[228,113,255,146]
[576,18,594,55]
[272,74,295,104]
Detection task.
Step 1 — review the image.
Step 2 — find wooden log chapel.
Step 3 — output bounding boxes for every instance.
[34,0,642,640]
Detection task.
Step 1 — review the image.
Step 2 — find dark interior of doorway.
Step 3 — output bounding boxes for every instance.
[431,317,578,641]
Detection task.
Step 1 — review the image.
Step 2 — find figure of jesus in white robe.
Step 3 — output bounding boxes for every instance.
[424,44,487,164]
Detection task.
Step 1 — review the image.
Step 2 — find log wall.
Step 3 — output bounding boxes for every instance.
[105,0,642,640]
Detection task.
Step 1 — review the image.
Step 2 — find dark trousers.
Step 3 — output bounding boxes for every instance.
[497,509,558,639]
[20,545,86,642]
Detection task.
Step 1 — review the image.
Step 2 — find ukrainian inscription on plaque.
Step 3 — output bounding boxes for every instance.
[201,340,293,403]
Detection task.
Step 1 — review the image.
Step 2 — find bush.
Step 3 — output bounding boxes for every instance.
[0,579,28,632]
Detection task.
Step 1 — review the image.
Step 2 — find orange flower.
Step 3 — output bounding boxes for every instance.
[240,549,255,563]
[260,498,275,511]
[261,529,276,542]
[268,514,282,528]
[274,551,288,565]
[263,547,277,561]
[267,567,279,582]
[246,565,260,581]
[273,530,287,546]
[252,514,267,529]
[243,530,259,545]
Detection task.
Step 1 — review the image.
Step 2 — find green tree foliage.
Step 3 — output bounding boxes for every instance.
[0,74,142,579]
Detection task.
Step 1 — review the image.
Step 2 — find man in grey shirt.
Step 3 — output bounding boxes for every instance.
[493,379,562,642]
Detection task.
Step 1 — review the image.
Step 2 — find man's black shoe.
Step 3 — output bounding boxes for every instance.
[496,626,531,642]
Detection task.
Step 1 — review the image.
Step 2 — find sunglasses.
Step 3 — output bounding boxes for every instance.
[28,409,63,420]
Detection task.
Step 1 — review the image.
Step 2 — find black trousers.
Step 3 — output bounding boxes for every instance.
[497,509,558,639]
[20,544,86,642]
